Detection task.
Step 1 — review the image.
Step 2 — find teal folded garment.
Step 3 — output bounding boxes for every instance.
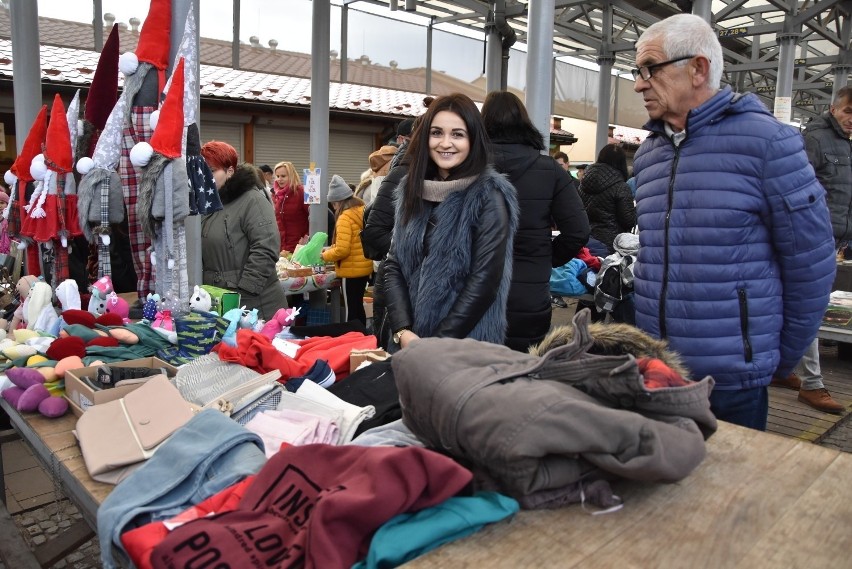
[353,491,519,569]
[64,324,102,343]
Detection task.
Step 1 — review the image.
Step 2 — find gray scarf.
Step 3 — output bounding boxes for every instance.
[422,175,478,202]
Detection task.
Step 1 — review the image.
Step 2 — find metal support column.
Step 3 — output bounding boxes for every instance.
[9,0,41,154]
[774,32,799,123]
[340,4,348,83]
[525,0,555,151]
[692,0,712,22]
[426,18,433,94]
[832,16,851,100]
[594,4,614,155]
[485,20,502,94]
[232,0,240,69]
[309,0,331,237]
[595,57,614,155]
[93,0,103,51]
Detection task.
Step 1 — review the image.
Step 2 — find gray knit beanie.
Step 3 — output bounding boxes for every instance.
[327,174,353,202]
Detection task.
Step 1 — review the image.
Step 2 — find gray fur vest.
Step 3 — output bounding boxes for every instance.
[393,167,519,343]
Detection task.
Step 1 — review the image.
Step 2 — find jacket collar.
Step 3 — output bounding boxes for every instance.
[219,164,264,205]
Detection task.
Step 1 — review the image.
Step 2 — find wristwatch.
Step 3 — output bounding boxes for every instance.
[392,328,410,345]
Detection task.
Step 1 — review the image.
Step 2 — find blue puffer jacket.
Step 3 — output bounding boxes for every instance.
[633,87,835,390]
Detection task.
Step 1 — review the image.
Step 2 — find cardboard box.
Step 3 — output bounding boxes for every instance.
[64,357,179,416]
[200,285,241,316]
[349,348,389,374]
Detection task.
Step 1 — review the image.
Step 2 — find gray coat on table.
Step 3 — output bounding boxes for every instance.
[392,309,717,509]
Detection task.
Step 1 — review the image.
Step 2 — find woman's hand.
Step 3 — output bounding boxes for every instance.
[400,329,420,348]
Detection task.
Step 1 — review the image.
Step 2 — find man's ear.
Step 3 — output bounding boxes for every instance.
[690,56,711,87]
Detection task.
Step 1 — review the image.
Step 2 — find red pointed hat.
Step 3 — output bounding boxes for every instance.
[44,94,73,174]
[84,24,120,131]
[135,0,172,70]
[9,105,48,182]
[149,58,185,159]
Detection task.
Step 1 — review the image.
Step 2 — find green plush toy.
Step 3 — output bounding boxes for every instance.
[292,232,328,267]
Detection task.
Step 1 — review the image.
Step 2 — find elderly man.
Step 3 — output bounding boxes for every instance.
[631,14,836,430]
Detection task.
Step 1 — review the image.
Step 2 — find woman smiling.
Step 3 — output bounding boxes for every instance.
[381,93,519,351]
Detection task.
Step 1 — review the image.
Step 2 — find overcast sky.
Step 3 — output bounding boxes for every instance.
[35,0,600,83]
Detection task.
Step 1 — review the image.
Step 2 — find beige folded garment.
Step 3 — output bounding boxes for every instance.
[75,375,195,484]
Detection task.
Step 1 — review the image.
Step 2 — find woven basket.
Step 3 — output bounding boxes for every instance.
[287,267,314,277]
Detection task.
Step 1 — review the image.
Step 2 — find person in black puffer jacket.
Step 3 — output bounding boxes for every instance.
[579,144,637,256]
[481,91,590,352]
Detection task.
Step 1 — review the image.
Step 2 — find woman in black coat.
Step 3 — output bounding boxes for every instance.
[578,144,637,256]
[481,91,590,352]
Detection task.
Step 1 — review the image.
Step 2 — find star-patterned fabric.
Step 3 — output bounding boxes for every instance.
[187,155,221,215]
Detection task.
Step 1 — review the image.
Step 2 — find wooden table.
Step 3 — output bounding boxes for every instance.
[3,399,851,569]
[406,425,851,568]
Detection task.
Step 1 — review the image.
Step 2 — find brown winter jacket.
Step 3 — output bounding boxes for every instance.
[393,309,717,508]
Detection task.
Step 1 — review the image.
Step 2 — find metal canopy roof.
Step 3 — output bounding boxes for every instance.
[348,0,851,117]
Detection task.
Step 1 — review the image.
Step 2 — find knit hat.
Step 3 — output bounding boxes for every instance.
[327,174,353,202]
[9,106,48,183]
[82,24,120,143]
[118,0,171,77]
[397,118,415,137]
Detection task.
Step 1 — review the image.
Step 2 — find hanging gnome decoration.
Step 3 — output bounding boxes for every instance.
[77,24,119,161]
[25,94,76,286]
[172,9,221,216]
[130,58,190,310]
[76,93,128,281]
[118,0,172,299]
[3,106,48,277]
[76,24,119,284]
[62,90,84,245]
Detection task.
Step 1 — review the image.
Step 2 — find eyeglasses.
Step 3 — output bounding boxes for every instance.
[631,55,696,81]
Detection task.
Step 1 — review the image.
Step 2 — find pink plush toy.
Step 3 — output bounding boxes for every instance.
[259,307,300,339]
[1,367,68,417]
[104,292,130,322]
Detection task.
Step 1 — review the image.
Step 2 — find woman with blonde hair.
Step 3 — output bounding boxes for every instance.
[321,175,372,325]
[272,160,309,253]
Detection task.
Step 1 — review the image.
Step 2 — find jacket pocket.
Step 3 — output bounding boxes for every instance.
[738,287,753,363]
[824,152,851,178]
[780,186,822,253]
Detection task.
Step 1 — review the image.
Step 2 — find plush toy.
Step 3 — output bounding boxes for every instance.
[142,293,161,321]
[91,275,113,300]
[27,281,57,333]
[87,293,106,317]
[104,292,130,322]
[189,286,212,313]
[259,307,300,339]
[0,275,39,332]
[55,279,81,311]
[1,367,68,417]
[291,232,328,267]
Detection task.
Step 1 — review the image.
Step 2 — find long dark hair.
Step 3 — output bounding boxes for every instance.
[480,90,545,150]
[401,93,490,224]
[597,143,629,181]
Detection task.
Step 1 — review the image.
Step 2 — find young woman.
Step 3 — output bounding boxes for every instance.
[382,93,519,351]
[321,175,372,325]
[272,161,309,254]
[200,141,288,319]
[481,90,590,352]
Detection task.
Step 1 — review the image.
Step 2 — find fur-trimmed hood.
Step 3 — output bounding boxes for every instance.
[529,309,691,379]
[219,164,265,205]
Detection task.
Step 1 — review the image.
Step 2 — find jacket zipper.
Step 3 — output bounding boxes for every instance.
[738,288,753,362]
[659,145,681,339]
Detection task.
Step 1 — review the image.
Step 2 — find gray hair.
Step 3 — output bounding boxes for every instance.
[636,14,723,89]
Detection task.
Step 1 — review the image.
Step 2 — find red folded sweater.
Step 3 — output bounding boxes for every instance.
[214,330,377,381]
